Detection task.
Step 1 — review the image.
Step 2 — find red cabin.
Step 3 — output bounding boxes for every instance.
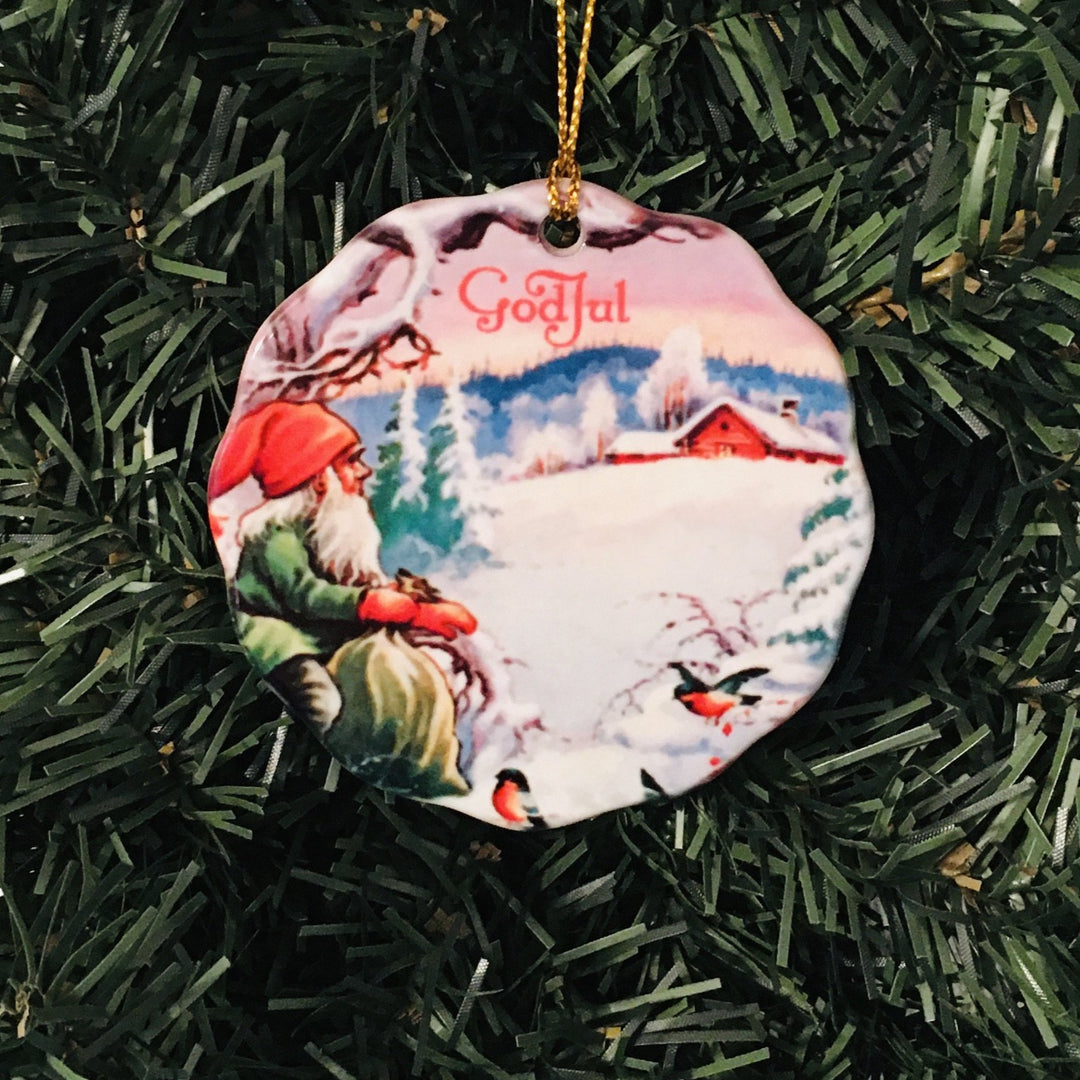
[605,397,844,466]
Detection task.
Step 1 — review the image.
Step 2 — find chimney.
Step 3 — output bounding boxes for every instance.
[780,396,800,424]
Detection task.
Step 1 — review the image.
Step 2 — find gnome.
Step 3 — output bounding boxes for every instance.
[208,401,477,733]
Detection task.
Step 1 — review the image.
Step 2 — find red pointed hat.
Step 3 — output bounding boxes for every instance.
[208,401,361,500]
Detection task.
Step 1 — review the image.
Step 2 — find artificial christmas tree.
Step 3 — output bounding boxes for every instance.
[1,1,1078,1076]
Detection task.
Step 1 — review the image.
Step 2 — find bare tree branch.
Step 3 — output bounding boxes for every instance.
[234,182,723,413]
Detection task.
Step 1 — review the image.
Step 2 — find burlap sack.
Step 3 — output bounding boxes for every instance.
[325,630,469,797]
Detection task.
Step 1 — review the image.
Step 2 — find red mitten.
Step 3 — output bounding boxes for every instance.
[358,587,419,625]
[411,600,479,640]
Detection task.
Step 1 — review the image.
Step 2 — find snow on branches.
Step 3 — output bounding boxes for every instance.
[394,375,425,506]
[635,324,710,431]
[768,465,871,661]
[235,182,722,412]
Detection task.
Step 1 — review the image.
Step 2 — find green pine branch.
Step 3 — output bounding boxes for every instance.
[0,1,1078,1077]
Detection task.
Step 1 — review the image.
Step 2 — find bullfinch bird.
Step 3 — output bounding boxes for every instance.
[492,769,547,828]
[670,663,770,722]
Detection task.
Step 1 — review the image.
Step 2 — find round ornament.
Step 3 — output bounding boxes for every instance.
[208,180,874,828]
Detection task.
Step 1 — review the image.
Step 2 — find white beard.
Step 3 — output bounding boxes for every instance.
[307,470,386,587]
[234,470,386,588]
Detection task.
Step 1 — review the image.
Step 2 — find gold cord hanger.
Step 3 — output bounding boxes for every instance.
[546,0,597,226]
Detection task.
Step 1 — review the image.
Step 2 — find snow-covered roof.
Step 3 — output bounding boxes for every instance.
[605,398,844,458]
[674,397,843,455]
[605,431,677,456]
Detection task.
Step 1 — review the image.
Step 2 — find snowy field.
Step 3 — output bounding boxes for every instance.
[446,456,832,729]
[426,455,867,827]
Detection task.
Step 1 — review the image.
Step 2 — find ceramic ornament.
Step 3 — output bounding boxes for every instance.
[208,180,874,829]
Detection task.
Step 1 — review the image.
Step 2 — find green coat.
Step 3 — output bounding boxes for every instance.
[230,520,368,675]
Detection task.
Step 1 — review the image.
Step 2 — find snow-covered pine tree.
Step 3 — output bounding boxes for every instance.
[369,397,428,570]
[394,375,426,506]
[419,382,495,567]
[420,413,465,557]
[369,405,403,542]
[768,465,871,661]
[436,380,495,550]
[634,324,710,430]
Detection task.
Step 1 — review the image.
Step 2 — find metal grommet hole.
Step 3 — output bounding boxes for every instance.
[540,215,584,256]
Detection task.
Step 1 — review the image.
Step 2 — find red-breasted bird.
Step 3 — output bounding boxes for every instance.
[493,769,547,828]
[669,663,770,722]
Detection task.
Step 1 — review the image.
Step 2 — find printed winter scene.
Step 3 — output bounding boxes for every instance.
[210,181,873,828]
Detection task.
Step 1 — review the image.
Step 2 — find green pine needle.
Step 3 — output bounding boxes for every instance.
[1,2,1079,1078]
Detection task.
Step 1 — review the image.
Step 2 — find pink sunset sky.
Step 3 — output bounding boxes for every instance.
[334,199,844,396]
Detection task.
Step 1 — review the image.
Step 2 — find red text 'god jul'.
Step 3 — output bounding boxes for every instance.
[457,268,630,348]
